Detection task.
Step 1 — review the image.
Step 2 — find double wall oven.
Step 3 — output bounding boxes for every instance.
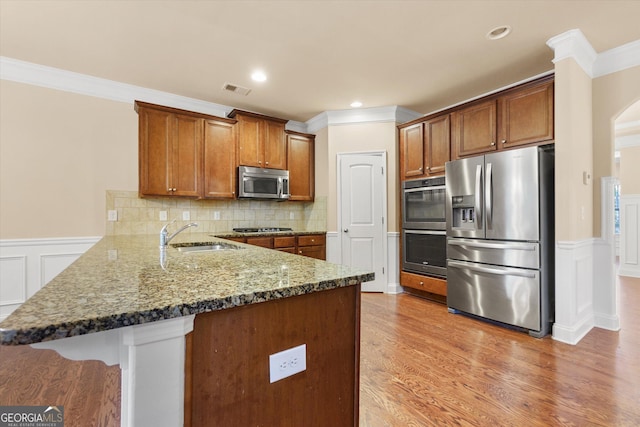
[402,176,447,278]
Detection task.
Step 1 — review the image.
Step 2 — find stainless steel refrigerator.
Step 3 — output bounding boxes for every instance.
[445,144,554,337]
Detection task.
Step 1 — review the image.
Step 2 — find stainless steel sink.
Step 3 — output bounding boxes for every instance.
[171,242,244,252]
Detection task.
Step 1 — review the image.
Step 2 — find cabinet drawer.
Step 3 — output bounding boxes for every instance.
[274,236,296,248]
[298,234,325,247]
[298,245,326,260]
[277,247,296,254]
[246,237,273,248]
[400,271,447,296]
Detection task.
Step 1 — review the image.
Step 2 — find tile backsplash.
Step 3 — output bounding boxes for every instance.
[105,191,326,236]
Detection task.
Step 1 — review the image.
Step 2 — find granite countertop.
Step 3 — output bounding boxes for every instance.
[0,232,373,346]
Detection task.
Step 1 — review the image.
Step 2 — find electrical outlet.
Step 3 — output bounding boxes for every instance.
[289,212,294,220]
[214,211,221,220]
[269,344,306,383]
[182,211,190,221]
[107,210,118,221]
[159,210,168,221]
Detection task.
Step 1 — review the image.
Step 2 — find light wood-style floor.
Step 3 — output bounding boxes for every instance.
[1,276,638,426]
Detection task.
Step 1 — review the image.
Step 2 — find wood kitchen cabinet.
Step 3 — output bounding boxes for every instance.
[286,130,315,201]
[136,101,238,200]
[452,99,498,158]
[274,236,296,254]
[400,271,447,297]
[203,118,237,199]
[229,109,288,170]
[399,114,450,180]
[451,77,554,159]
[297,234,326,260]
[137,103,203,197]
[498,80,554,149]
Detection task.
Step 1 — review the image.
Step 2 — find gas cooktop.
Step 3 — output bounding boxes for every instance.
[232,227,293,233]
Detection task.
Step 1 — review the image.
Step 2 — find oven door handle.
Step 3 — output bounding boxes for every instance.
[404,230,447,235]
[403,185,446,193]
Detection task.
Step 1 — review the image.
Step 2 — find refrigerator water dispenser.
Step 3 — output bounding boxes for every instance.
[451,195,476,229]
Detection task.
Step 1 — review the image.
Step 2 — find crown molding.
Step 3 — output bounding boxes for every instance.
[546,30,640,78]
[305,106,422,133]
[0,56,235,120]
[593,39,640,78]
[546,29,597,77]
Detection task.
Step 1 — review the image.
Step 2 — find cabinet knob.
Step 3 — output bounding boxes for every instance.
[265,161,269,165]
[299,250,302,254]
[343,229,349,233]
[501,139,507,144]
[491,141,496,146]
[418,167,423,171]
[258,160,262,164]
[419,281,424,286]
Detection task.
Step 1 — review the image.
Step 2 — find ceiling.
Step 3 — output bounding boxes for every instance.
[1,0,640,123]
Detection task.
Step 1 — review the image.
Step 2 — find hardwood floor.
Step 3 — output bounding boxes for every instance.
[360,275,640,426]
[1,276,638,426]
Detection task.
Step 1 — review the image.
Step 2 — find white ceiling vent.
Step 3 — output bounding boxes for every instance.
[222,82,251,96]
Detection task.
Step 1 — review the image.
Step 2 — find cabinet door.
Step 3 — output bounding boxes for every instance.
[424,114,450,175]
[139,107,173,196]
[203,119,236,199]
[287,133,315,201]
[453,99,497,158]
[499,81,553,149]
[298,245,326,260]
[400,123,424,179]
[172,114,202,197]
[236,115,262,168]
[263,120,287,169]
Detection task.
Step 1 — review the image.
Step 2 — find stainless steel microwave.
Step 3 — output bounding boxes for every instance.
[238,166,290,201]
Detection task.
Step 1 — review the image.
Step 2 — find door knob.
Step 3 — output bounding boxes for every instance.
[343,229,349,232]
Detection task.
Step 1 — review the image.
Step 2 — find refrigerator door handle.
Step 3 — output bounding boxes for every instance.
[486,162,493,229]
[447,239,537,251]
[474,164,482,230]
[448,260,537,278]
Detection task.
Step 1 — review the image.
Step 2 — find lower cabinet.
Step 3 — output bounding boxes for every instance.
[400,271,447,297]
[228,233,326,260]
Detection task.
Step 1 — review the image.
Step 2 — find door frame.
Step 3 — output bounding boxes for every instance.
[336,150,388,292]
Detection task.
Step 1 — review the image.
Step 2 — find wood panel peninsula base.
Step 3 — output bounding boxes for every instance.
[0,234,372,427]
[187,285,360,426]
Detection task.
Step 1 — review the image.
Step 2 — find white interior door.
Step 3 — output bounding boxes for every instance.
[339,153,386,292]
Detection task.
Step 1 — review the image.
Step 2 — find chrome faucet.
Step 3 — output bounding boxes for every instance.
[160,220,199,248]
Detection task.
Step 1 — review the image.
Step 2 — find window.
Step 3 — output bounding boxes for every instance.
[614,183,621,235]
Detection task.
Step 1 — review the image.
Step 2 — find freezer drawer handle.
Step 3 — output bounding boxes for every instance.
[448,260,537,278]
[447,240,537,251]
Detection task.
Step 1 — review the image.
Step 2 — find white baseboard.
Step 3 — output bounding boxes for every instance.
[0,237,100,321]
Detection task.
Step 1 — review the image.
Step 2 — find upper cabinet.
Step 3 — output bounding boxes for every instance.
[138,103,203,197]
[399,114,450,180]
[136,101,237,199]
[228,110,288,170]
[452,77,554,159]
[498,80,554,150]
[203,118,237,199]
[286,131,315,201]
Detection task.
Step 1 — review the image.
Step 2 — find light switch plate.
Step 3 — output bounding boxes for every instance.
[182,211,190,221]
[107,210,118,221]
[159,210,168,221]
[269,344,306,383]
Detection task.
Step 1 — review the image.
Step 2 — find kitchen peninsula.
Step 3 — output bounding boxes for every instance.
[0,233,373,426]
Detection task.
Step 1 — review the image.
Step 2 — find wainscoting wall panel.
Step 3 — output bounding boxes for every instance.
[0,237,100,321]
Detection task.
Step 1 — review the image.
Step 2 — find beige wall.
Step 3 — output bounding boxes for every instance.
[554,59,594,241]
[592,66,640,235]
[620,146,640,194]
[0,80,138,238]
[323,122,399,233]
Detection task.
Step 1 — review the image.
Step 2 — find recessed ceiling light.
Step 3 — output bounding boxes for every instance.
[251,70,267,82]
[350,101,363,108]
[486,25,512,40]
